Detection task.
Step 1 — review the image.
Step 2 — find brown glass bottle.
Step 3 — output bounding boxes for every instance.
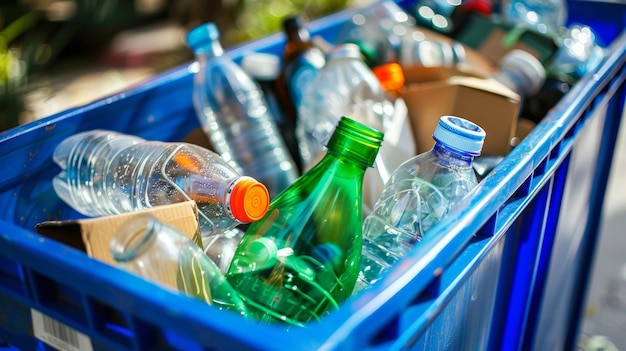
[275,16,326,173]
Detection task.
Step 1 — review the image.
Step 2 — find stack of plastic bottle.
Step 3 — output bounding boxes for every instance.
[46,0,608,328]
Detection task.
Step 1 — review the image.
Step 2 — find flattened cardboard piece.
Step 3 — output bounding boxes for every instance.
[36,201,200,267]
[401,76,520,156]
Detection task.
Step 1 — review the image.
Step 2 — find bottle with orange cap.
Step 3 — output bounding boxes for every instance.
[52,130,270,250]
[226,117,384,326]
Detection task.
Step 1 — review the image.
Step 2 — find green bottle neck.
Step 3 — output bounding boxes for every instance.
[325,117,383,169]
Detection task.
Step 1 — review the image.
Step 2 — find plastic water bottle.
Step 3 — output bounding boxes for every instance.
[500,0,567,36]
[335,0,416,67]
[227,117,383,325]
[52,130,270,240]
[110,214,249,316]
[362,63,414,216]
[240,52,302,174]
[355,116,485,291]
[549,24,607,82]
[296,43,393,169]
[491,49,546,98]
[400,36,468,69]
[186,22,298,198]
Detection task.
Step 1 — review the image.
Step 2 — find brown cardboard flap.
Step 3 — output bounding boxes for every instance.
[36,201,200,266]
[401,76,520,156]
[447,76,520,100]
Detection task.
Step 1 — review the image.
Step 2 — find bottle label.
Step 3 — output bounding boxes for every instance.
[289,64,318,109]
[31,309,94,351]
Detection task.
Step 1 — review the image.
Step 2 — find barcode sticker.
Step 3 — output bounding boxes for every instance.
[31,309,93,351]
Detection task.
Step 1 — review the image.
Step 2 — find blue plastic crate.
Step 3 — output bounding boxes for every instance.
[1,1,625,350]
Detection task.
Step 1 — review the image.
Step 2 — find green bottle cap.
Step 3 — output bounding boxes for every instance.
[326,117,384,168]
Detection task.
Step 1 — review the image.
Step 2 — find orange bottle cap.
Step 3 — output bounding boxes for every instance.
[373,63,405,93]
[229,177,270,222]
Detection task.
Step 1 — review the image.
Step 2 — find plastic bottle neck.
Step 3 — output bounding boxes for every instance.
[432,141,476,167]
[110,215,158,263]
[193,40,224,60]
[286,26,311,46]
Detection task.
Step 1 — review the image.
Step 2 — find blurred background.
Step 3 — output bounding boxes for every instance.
[0,0,362,132]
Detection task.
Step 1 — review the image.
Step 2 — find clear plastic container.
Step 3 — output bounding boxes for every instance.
[356,115,485,292]
[52,130,270,239]
[296,43,393,168]
[501,0,567,36]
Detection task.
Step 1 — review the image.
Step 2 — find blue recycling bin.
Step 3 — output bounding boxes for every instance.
[0,0,625,350]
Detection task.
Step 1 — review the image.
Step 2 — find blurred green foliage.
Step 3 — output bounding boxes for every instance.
[222,0,352,44]
[0,0,355,131]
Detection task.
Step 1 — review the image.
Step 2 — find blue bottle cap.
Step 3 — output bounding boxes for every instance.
[433,116,486,156]
[186,23,220,51]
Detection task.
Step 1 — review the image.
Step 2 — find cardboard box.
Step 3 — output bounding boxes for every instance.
[36,201,201,268]
[401,75,520,156]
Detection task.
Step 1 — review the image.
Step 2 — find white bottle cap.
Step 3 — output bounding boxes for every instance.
[240,53,281,81]
[433,115,486,156]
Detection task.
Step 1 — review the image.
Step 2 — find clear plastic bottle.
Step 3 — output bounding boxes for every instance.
[362,63,414,216]
[501,0,567,36]
[52,130,270,239]
[355,115,485,291]
[296,43,393,169]
[186,22,298,198]
[400,36,468,69]
[240,52,302,174]
[491,49,546,98]
[335,0,416,67]
[110,214,249,316]
[549,24,607,82]
[227,117,384,325]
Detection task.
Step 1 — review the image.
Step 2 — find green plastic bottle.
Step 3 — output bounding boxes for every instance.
[226,117,383,326]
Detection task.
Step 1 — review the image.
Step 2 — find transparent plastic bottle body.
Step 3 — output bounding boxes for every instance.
[400,36,468,69]
[52,130,269,239]
[491,49,546,98]
[110,214,248,316]
[188,23,298,198]
[226,117,383,326]
[296,44,393,169]
[550,24,607,82]
[335,0,415,67]
[356,116,485,291]
[501,0,567,36]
